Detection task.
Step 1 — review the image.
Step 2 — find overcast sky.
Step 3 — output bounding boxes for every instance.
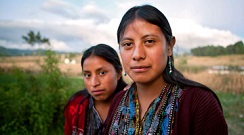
[0,0,243,53]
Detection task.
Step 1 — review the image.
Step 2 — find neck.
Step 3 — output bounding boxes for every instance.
[136,77,166,100]
[135,76,167,119]
[94,99,112,122]
[94,99,111,108]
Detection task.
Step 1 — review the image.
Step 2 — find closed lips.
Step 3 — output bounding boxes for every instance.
[131,65,150,69]
[131,65,151,72]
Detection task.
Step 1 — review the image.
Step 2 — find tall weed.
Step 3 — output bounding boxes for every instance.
[0,50,80,135]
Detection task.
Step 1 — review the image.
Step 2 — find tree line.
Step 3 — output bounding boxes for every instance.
[191,41,244,56]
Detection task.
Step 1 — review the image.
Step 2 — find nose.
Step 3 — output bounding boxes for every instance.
[90,75,100,87]
[132,44,146,61]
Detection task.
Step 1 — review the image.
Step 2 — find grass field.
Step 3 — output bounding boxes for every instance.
[216,91,244,135]
[176,55,244,135]
[0,54,243,134]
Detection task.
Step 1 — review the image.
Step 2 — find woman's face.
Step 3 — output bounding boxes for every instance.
[119,19,174,84]
[82,55,121,102]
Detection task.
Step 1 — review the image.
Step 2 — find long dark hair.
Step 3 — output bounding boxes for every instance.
[117,4,210,90]
[81,43,127,94]
[65,44,127,110]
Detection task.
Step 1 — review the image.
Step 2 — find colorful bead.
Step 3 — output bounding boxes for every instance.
[109,83,183,135]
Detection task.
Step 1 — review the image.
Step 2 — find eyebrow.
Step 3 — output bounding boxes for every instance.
[141,34,158,39]
[121,34,159,42]
[120,37,133,42]
[83,67,104,73]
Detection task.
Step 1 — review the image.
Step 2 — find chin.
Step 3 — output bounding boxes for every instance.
[129,74,146,81]
[93,96,105,101]
[131,78,150,84]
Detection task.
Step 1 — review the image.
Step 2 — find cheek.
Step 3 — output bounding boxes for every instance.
[104,75,118,92]
[151,47,168,68]
[84,79,92,93]
[154,46,168,59]
[120,53,130,69]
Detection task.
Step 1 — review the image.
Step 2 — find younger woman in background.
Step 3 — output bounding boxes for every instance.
[64,44,127,135]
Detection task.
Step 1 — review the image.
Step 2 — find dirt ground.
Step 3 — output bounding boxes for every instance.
[0,55,83,76]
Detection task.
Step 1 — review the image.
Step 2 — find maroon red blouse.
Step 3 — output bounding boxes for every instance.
[103,86,228,135]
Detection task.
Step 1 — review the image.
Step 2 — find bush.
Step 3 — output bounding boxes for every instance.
[0,50,82,135]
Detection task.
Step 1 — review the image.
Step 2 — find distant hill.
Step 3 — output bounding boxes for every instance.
[0,46,39,56]
[0,46,68,56]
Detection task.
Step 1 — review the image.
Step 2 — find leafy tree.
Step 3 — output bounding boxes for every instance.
[227,41,244,54]
[22,30,50,47]
[191,41,244,56]
[22,31,50,55]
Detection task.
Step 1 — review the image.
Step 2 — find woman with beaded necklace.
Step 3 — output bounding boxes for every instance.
[103,5,227,135]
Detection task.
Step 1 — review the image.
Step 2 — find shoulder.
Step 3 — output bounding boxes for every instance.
[179,86,227,133]
[178,86,222,113]
[64,89,90,135]
[110,90,126,109]
[181,87,222,110]
[178,86,225,124]
[186,87,227,134]
[64,89,89,111]
[114,90,126,99]
[182,87,220,107]
[69,89,89,100]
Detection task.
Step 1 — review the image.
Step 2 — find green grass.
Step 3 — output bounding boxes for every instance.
[68,77,85,90]
[0,69,85,135]
[216,91,244,135]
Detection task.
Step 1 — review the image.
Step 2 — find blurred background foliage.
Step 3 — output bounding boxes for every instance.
[0,49,82,135]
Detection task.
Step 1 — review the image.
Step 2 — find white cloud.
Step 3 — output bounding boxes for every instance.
[49,39,73,51]
[170,18,242,49]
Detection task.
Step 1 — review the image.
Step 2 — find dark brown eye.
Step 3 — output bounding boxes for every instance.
[145,40,155,44]
[100,71,107,75]
[121,42,133,50]
[83,73,91,79]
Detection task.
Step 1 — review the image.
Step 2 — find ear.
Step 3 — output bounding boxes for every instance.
[168,36,176,56]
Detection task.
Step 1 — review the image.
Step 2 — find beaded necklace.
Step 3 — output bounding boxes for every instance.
[135,84,168,134]
[109,83,181,135]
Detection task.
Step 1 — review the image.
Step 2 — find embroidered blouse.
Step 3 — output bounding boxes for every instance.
[103,84,228,135]
[109,83,183,135]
